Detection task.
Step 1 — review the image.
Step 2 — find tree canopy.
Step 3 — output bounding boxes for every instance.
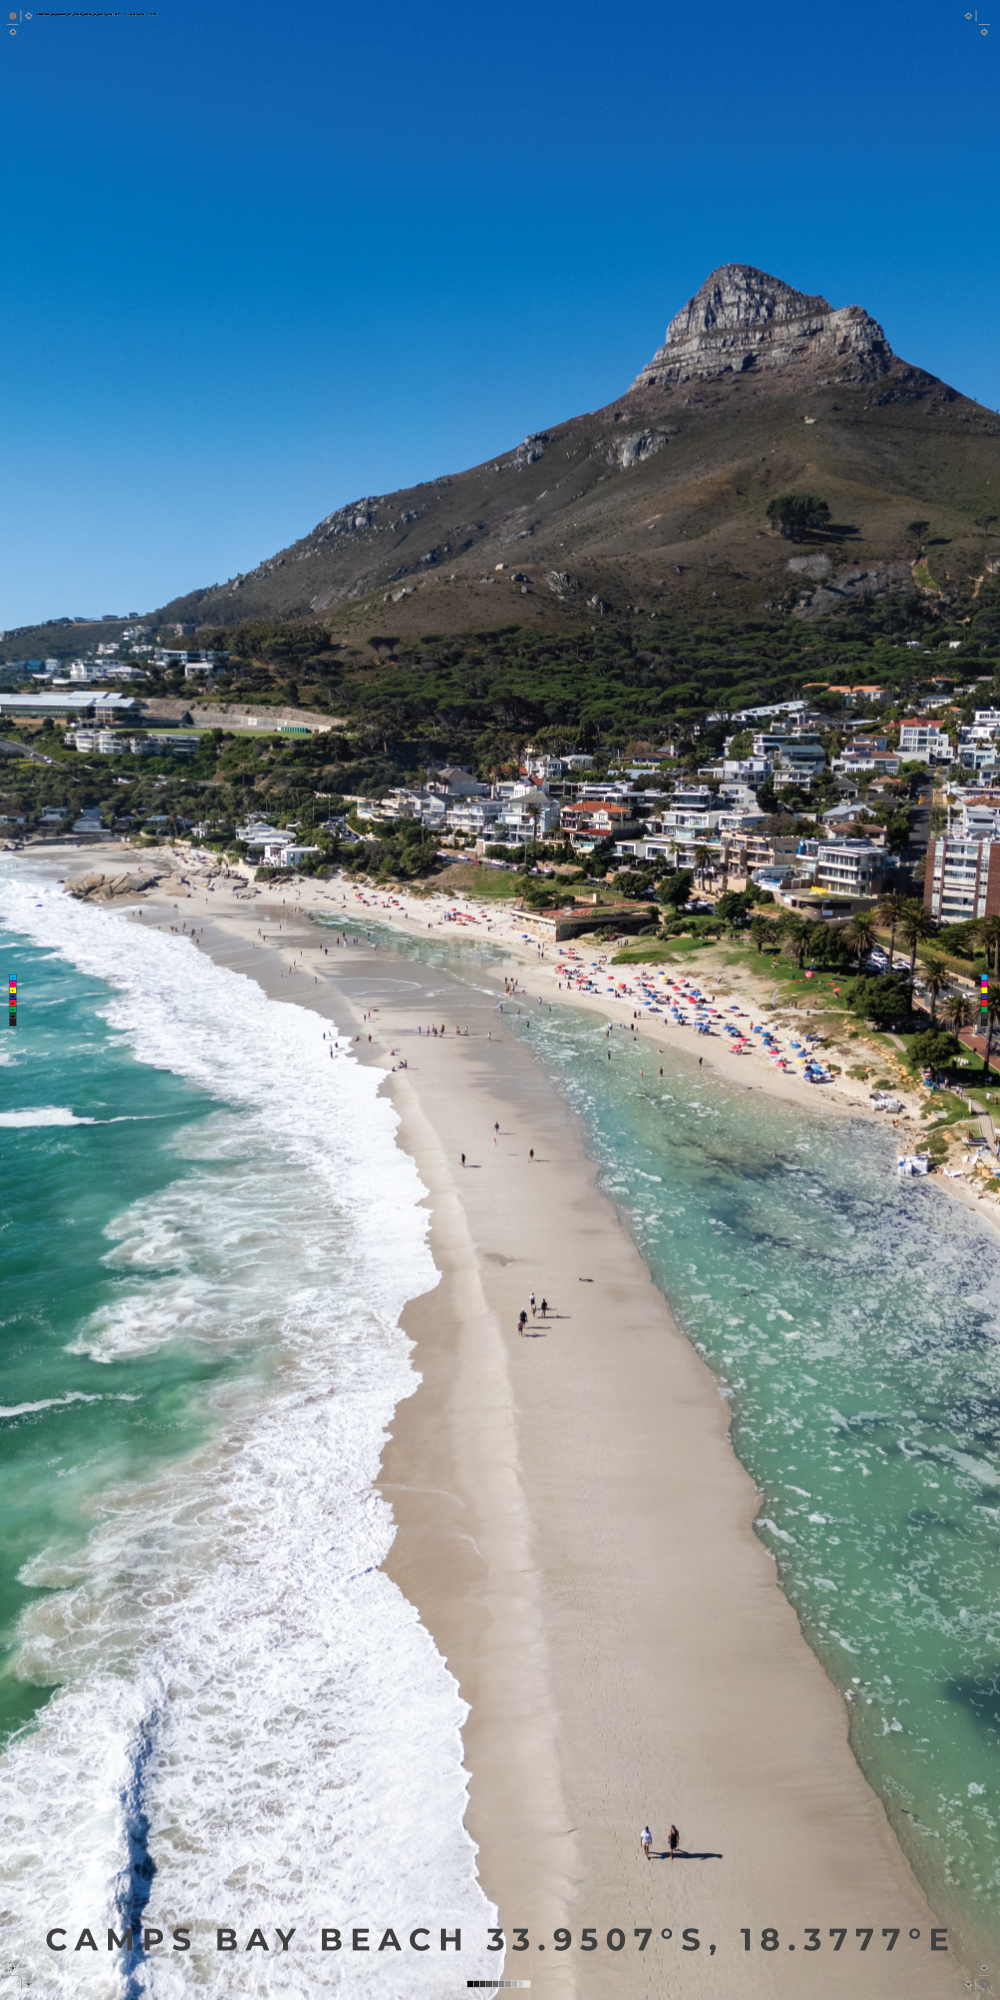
[766,494,832,541]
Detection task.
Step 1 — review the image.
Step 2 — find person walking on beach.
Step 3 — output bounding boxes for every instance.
[668,1825,679,1859]
[640,1826,653,1861]
[461,1153,466,1168]
[530,1292,536,1317]
[518,1310,528,1336]
[540,1297,548,1318]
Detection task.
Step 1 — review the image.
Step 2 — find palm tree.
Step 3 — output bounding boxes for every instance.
[979,914,1000,977]
[941,991,972,1036]
[897,899,937,990]
[780,914,808,968]
[983,983,1000,1085]
[917,954,950,1025]
[845,912,877,967]
[693,844,712,890]
[876,890,909,973]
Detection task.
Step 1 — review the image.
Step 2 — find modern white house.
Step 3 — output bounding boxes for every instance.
[898,719,953,760]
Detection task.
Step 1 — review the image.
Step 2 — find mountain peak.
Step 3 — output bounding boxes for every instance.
[633,263,894,388]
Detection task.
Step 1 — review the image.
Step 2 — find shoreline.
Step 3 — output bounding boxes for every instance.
[2,849,972,1991]
[209,857,1000,1233]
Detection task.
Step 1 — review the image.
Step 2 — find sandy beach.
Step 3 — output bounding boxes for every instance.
[6,846,973,1993]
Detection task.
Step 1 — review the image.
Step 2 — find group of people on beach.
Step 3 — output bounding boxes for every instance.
[640,1824,679,1860]
[518,1291,550,1335]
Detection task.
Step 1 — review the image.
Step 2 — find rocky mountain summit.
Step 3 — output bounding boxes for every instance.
[138,263,998,642]
[633,264,896,388]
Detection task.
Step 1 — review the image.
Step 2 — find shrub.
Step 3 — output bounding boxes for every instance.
[910,1029,960,1079]
[850,974,911,1029]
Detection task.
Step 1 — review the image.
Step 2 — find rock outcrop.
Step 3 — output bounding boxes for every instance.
[67,871,165,902]
[791,561,914,620]
[633,264,895,388]
[605,428,672,470]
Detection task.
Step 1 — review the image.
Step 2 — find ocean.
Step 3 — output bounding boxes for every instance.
[0,873,496,1996]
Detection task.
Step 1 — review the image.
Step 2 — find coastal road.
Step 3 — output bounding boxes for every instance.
[0,735,53,764]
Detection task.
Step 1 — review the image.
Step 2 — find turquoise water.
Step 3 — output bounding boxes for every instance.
[312,908,516,973]
[0,932,232,1741]
[518,1003,1000,1964]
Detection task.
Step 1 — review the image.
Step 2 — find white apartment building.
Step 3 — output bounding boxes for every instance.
[925,835,1000,923]
[812,841,891,898]
[445,796,504,839]
[68,729,120,754]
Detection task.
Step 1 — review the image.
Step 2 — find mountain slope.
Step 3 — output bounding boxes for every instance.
[155,263,1000,639]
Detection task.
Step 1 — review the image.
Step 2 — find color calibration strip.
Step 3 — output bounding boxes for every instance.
[467,1984,531,1990]
[983,971,989,1021]
[8,974,15,1025]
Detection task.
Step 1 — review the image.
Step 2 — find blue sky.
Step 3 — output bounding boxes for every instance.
[2,0,996,629]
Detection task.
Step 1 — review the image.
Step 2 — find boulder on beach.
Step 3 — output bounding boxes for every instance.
[66,871,165,903]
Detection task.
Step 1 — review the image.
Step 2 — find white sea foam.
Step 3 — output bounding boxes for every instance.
[0,1392,137,1419]
[0,1105,98,1126]
[0,869,497,1994]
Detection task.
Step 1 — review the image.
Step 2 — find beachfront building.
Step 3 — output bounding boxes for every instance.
[497,788,562,844]
[729,831,800,875]
[238,819,301,851]
[260,841,322,868]
[72,808,112,837]
[560,800,644,849]
[515,897,656,942]
[445,795,505,841]
[925,835,1000,923]
[809,840,892,899]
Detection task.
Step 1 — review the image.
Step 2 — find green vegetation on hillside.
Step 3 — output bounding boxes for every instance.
[191,580,999,755]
